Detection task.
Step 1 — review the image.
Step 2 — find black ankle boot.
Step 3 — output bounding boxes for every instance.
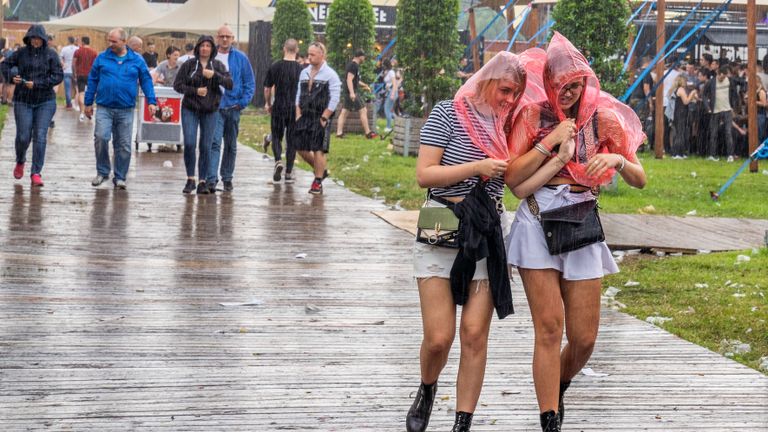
[406,381,437,432]
[451,411,473,432]
[558,381,571,425]
[540,410,561,432]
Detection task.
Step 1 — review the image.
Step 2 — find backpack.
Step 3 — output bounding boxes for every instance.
[665,93,676,121]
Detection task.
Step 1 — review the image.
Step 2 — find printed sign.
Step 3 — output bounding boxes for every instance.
[144,97,181,124]
[307,2,396,27]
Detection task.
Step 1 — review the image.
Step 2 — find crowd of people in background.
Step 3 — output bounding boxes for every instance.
[629,53,768,162]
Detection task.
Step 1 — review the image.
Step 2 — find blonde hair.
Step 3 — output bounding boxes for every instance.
[668,75,686,97]
[308,42,326,55]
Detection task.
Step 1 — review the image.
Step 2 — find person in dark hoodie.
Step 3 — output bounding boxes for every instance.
[173,35,233,195]
[0,24,63,187]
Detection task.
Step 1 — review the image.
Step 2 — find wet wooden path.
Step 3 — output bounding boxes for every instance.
[1,109,766,431]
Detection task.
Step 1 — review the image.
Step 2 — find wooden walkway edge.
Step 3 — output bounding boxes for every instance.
[0,109,766,431]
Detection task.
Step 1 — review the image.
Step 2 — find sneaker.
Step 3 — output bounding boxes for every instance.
[262,134,271,153]
[74,105,80,112]
[13,162,24,179]
[366,131,378,139]
[182,179,195,194]
[208,182,217,194]
[223,180,234,192]
[79,113,85,122]
[114,179,127,190]
[91,174,108,186]
[707,156,720,162]
[322,169,329,180]
[30,173,44,187]
[671,155,683,160]
[726,155,734,163]
[383,127,393,134]
[309,179,323,195]
[284,172,295,184]
[196,182,209,194]
[273,161,284,182]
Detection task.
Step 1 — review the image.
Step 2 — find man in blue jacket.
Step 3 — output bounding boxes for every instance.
[84,28,157,189]
[208,24,256,192]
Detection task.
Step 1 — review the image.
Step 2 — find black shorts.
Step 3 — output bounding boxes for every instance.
[293,115,331,153]
[342,90,365,112]
[76,76,88,92]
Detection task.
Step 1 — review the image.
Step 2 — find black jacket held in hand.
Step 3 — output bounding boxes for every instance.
[450,181,514,320]
[173,35,233,114]
[0,24,63,105]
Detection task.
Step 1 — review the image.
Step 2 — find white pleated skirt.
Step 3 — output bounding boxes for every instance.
[505,185,619,281]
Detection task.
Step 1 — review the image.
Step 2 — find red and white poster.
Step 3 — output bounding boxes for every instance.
[144,97,182,124]
[58,0,101,18]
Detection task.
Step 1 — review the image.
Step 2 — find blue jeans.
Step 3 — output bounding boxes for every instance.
[63,73,74,107]
[209,107,241,183]
[384,94,396,130]
[94,106,135,182]
[13,99,57,175]
[759,113,767,144]
[182,108,217,180]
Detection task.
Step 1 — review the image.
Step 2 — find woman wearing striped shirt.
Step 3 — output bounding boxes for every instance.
[406,52,530,432]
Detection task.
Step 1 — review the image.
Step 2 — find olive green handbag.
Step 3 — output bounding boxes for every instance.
[416,195,461,249]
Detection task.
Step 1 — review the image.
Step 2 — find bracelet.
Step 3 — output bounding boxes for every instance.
[533,143,550,156]
[616,154,626,172]
[555,154,569,166]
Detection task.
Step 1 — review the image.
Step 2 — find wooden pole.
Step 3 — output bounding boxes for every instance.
[506,3,516,41]
[654,0,665,159]
[747,0,759,172]
[469,7,480,73]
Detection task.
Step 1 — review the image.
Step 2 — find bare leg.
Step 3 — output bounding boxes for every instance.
[520,268,564,413]
[313,152,327,179]
[336,108,348,136]
[560,278,601,382]
[417,277,456,384]
[455,281,494,413]
[358,106,371,135]
[297,150,315,169]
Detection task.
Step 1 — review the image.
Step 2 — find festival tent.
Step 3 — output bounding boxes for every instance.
[135,0,274,39]
[44,0,164,33]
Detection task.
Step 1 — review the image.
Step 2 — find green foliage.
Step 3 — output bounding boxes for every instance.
[271,0,314,61]
[552,0,630,98]
[326,0,376,81]
[396,0,462,117]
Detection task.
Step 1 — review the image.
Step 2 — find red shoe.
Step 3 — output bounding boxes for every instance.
[308,179,323,195]
[30,173,44,187]
[366,131,378,139]
[13,163,24,179]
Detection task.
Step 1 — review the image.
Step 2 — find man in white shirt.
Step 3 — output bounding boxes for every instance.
[60,36,78,109]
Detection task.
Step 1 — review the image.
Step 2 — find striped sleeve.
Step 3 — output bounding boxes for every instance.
[420,101,454,149]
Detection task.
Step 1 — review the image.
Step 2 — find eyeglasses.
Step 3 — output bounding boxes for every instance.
[217,35,234,39]
[561,82,583,95]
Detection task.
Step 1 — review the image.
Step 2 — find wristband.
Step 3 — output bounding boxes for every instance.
[616,155,626,172]
[533,143,550,156]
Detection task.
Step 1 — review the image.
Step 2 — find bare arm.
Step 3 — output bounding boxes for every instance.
[264,85,273,112]
[416,145,507,188]
[346,72,355,98]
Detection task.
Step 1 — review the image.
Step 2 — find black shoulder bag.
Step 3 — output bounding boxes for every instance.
[526,194,605,255]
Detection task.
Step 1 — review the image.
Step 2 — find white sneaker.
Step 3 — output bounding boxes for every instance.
[672,155,683,160]
[79,113,85,122]
[726,156,734,163]
[707,156,720,162]
[74,105,80,112]
[383,127,393,134]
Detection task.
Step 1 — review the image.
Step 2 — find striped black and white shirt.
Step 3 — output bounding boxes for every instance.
[420,100,505,200]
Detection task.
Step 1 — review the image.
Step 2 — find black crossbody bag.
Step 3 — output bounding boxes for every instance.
[526,193,605,255]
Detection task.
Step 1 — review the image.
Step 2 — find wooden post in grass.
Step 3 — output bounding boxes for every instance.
[469,8,480,73]
[654,0,665,159]
[748,0,759,172]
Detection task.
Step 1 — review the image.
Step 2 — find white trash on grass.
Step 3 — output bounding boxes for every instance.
[694,283,709,289]
[646,316,673,325]
[719,339,751,357]
[736,255,751,264]
[624,280,640,287]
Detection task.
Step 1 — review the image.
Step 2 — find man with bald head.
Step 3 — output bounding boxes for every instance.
[208,24,255,192]
[127,36,143,54]
[84,28,156,189]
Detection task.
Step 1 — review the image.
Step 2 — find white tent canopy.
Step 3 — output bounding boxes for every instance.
[45,0,163,33]
[136,0,274,39]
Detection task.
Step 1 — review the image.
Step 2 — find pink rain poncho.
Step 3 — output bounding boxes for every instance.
[453,51,531,162]
[508,32,646,187]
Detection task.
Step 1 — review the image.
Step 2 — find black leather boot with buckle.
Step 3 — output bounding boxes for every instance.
[406,381,437,432]
[451,411,473,432]
[540,410,561,432]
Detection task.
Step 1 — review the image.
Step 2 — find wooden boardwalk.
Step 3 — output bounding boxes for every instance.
[0,109,766,431]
